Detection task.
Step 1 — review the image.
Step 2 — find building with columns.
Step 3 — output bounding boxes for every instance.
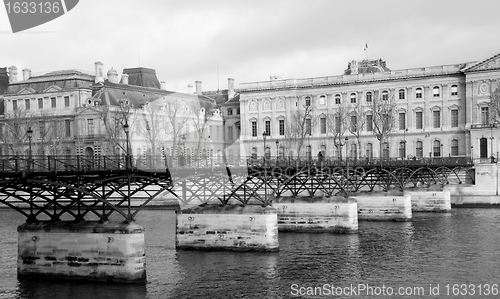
[236,52,500,162]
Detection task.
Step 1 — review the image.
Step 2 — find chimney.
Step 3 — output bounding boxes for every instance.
[8,66,18,83]
[120,73,129,85]
[228,78,235,99]
[160,81,166,90]
[107,68,119,83]
[188,84,193,94]
[195,81,202,95]
[22,68,31,81]
[94,61,104,83]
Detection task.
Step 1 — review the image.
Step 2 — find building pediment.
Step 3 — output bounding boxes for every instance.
[462,53,500,72]
[43,85,62,93]
[17,87,36,95]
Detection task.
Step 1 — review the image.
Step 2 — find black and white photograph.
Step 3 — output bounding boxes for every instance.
[2,0,500,298]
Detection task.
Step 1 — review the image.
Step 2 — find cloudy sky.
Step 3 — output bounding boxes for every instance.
[2,0,500,93]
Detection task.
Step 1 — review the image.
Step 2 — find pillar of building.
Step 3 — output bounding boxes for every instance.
[353,191,412,221]
[407,186,451,212]
[176,205,278,251]
[272,196,358,233]
[18,221,146,283]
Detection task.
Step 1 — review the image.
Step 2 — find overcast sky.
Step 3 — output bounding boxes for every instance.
[2,0,500,93]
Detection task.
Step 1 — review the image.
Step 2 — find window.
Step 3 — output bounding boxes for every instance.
[38,98,43,109]
[416,141,423,158]
[382,142,389,159]
[399,113,406,130]
[382,90,388,101]
[399,89,405,100]
[12,100,17,111]
[25,99,30,110]
[415,88,422,99]
[228,127,233,140]
[433,86,440,97]
[451,109,459,127]
[51,97,56,108]
[433,110,441,128]
[279,119,285,136]
[65,120,71,137]
[227,108,233,116]
[306,145,312,159]
[399,141,406,159]
[87,119,94,136]
[350,143,357,159]
[265,120,271,135]
[306,118,311,135]
[416,111,423,129]
[366,92,372,103]
[251,147,257,159]
[236,108,240,114]
[350,93,356,104]
[366,114,373,131]
[39,121,45,139]
[335,116,341,132]
[251,121,257,137]
[481,107,489,125]
[433,140,441,157]
[64,96,70,107]
[0,124,3,139]
[320,117,326,134]
[366,143,373,159]
[451,85,458,96]
[350,115,357,131]
[335,94,341,104]
[264,147,271,159]
[319,95,326,105]
[305,97,311,106]
[451,139,459,156]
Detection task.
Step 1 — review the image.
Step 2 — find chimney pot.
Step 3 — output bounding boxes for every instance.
[228,78,235,99]
[94,61,104,83]
[8,66,18,83]
[160,81,166,90]
[120,73,129,85]
[195,81,202,95]
[188,84,193,94]
[22,68,31,81]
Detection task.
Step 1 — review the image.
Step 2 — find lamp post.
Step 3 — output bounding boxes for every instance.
[180,134,186,167]
[262,132,268,160]
[345,136,349,196]
[403,128,408,159]
[275,140,279,164]
[27,127,33,172]
[123,122,131,169]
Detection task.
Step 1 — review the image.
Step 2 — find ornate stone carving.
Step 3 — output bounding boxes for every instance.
[479,82,489,94]
[473,57,500,71]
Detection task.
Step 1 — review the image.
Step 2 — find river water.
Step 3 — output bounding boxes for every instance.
[1,208,500,298]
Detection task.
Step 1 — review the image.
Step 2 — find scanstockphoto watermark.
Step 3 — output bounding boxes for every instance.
[290,283,500,297]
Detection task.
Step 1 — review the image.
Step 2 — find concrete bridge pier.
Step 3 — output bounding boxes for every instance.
[353,191,412,221]
[17,221,146,283]
[407,186,451,212]
[176,205,279,251]
[272,196,358,233]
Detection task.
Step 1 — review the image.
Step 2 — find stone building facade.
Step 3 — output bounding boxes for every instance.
[236,52,500,162]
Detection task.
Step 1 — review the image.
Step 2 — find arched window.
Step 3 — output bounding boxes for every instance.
[451,139,459,156]
[433,140,441,157]
[433,86,440,97]
[416,141,423,158]
[350,93,356,104]
[350,143,357,159]
[319,95,326,105]
[366,92,372,103]
[451,85,458,96]
[366,143,373,159]
[415,88,422,99]
[382,90,389,101]
[335,94,341,104]
[399,89,405,100]
[382,142,390,159]
[305,96,311,106]
[399,141,406,159]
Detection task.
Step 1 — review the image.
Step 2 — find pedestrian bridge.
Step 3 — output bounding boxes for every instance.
[0,155,474,222]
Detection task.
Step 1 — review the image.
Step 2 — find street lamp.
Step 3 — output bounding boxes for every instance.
[275,140,279,163]
[123,122,131,169]
[27,127,33,171]
[403,128,408,159]
[345,136,349,196]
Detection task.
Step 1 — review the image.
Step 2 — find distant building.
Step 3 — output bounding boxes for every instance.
[237,52,500,162]
[0,62,223,168]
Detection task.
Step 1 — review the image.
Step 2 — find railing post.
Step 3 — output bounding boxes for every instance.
[77,155,80,171]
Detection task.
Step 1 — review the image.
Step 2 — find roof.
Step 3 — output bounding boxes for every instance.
[122,67,161,89]
[461,52,500,73]
[94,81,216,110]
[203,89,240,106]
[4,69,94,95]
[344,58,391,75]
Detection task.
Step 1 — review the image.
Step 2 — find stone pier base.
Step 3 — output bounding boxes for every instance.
[272,197,358,233]
[176,205,278,252]
[17,221,146,283]
[353,191,412,221]
[408,187,451,212]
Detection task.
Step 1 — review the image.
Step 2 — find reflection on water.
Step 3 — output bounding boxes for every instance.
[1,208,500,298]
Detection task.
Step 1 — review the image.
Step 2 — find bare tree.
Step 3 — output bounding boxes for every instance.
[371,91,398,159]
[136,102,164,161]
[0,108,36,155]
[326,106,349,161]
[284,104,317,158]
[190,103,210,160]
[347,101,366,159]
[488,80,500,124]
[98,101,131,155]
[161,99,189,164]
